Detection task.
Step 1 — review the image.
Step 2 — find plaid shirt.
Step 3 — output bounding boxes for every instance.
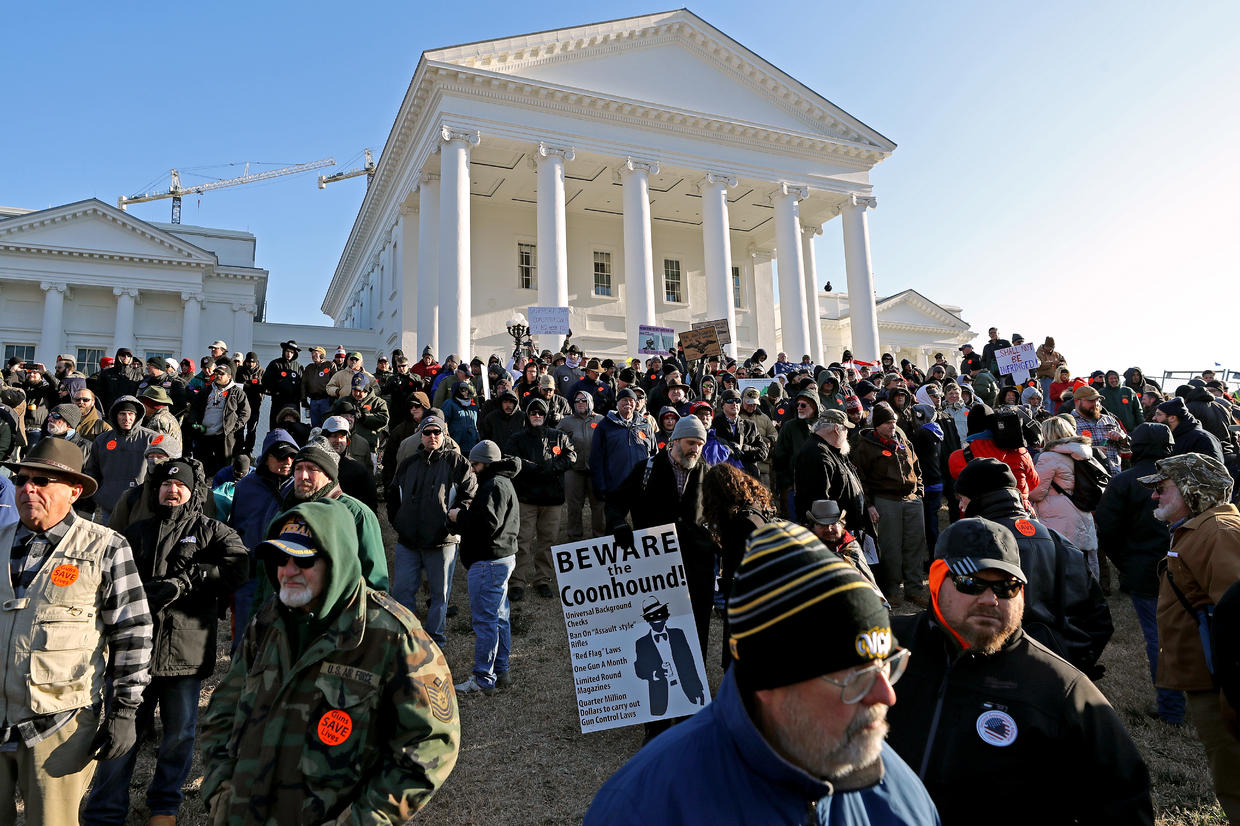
[1071,411,1123,474]
[3,510,152,747]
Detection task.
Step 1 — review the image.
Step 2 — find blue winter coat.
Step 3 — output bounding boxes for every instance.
[589,410,655,498]
[230,429,297,550]
[441,388,481,455]
[585,668,940,826]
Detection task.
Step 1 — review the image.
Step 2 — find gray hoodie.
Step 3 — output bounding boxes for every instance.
[84,395,158,510]
[557,391,602,471]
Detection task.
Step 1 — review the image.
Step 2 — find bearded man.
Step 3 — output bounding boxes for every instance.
[887,518,1153,825]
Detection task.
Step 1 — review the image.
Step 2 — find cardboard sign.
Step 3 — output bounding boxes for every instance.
[638,325,676,356]
[527,306,571,336]
[678,326,721,362]
[553,524,711,733]
[994,343,1038,375]
[691,318,732,347]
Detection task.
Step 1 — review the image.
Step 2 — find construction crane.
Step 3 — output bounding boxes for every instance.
[118,158,336,223]
[318,149,376,189]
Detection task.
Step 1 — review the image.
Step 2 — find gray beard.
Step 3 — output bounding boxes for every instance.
[279,584,315,608]
[769,702,888,779]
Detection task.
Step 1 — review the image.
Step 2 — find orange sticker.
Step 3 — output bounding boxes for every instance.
[552,446,561,454]
[317,709,353,745]
[590,422,598,429]
[152,434,164,445]
[882,450,893,457]
[1121,398,1129,404]
[1015,518,1036,537]
[106,440,118,451]
[637,431,647,440]
[50,564,79,587]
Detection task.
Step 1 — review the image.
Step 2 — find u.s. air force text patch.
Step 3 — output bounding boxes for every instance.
[322,663,379,687]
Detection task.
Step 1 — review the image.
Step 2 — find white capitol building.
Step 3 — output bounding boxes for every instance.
[0,11,971,371]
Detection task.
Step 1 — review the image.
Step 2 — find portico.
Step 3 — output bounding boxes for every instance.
[323,10,896,364]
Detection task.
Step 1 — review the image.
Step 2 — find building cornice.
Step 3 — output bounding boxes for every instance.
[0,241,215,269]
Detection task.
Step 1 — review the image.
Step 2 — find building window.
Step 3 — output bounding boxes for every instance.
[3,344,35,366]
[593,251,613,297]
[76,347,104,375]
[517,242,537,290]
[146,351,174,365]
[732,266,743,309]
[663,259,683,303]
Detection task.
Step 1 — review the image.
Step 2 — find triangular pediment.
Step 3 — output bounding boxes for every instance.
[876,290,969,330]
[425,10,894,149]
[0,199,217,264]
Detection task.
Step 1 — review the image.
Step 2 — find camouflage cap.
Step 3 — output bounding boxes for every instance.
[1139,453,1234,513]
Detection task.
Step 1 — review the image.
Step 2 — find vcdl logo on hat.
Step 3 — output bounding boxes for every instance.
[855,626,893,660]
[280,517,312,538]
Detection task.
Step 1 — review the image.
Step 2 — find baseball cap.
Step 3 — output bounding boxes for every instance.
[934,518,1025,582]
[321,415,351,434]
[258,515,319,559]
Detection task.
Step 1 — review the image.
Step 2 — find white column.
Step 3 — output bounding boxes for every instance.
[180,291,204,358]
[840,194,881,362]
[38,282,67,366]
[801,224,824,366]
[232,302,256,355]
[535,142,574,316]
[415,173,440,356]
[771,184,810,360]
[437,125,479,360]
[699,172,739,360]
[619,157,659,355]
[111,287,139,353]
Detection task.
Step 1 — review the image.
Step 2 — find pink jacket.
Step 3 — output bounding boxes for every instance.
[1030,439,1098,551]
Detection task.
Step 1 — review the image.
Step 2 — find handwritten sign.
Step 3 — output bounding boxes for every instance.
[527,306,570,336]
[678,326,721,362]
[995,343,1038,375]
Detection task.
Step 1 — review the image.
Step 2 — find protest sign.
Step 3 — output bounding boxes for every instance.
[638,324,676,356]
[737,377,773,397]
[527,306,570,336]
[691,318,732,347]
[678,326,721,361]
[994,343,1038,375]
[553,524,711,734]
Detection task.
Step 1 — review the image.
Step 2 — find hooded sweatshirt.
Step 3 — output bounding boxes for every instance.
[557,391,602,471]
[84,395,157,510]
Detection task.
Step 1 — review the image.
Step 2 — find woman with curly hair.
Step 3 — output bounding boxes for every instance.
[701,463,776,668]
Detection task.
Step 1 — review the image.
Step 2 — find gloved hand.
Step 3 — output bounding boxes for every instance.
[92,704,139,761]
[144,577,186,612]
[613,524,635,551]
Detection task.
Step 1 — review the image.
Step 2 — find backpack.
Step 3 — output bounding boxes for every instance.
[1052,447,1111,512]
[992,404,1041,450]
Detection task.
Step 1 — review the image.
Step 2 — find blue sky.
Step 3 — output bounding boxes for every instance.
[6,1,1237,381]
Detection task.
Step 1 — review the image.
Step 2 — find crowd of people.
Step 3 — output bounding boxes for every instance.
[1,326,1238,824]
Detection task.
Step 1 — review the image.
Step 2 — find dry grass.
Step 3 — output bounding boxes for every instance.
[76,510,1225,825]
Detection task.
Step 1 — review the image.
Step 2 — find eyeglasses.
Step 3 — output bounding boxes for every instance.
[951,574,1024,599]
[820,649,909,703]
[422,429,442,437]
[13,474,71,488]
[271,553,317,570]
[796,402,812,409]
[73,396,93,404]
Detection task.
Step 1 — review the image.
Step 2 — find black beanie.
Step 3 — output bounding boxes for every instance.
[728,521,892,691]
[295,437,340,485]
[954,457,1017,500]
[870,401,897,428]
[966,403,995,436]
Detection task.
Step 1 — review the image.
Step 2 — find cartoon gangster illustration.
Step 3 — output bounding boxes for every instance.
[634,596,705,715]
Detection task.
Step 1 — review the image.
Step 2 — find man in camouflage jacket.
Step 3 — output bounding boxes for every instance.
[200,498,459,825]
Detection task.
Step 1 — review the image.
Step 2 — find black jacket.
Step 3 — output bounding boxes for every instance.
[1169,413,1225,465]
[505,424,576,506]
[479,406,526,450]
[338,453,377,513]
[792,432,874,537]
[458,457,522,569]
[387,445,477,550]
[261,357,303,403]
[124,458,248,679]
[1095,423,1173,597]
[93,361,144,408]
[711,414,768,477]
[965,488,1113,673]
[888,613,1154,826]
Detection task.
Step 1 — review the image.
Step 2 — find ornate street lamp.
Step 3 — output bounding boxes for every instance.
[505,313,530,360]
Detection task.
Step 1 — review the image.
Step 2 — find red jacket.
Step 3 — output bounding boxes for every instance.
[948,438,1041,512]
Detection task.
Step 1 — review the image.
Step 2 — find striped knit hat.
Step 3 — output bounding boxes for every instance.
[727,521,892,690]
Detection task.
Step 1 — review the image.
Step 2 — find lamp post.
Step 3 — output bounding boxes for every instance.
[505,313,530,361]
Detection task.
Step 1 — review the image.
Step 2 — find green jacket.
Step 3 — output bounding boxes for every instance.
[1101,384,1142,432]
[201,500,459,825]
[971,370,999,407]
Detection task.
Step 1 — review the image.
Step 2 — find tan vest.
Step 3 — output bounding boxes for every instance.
[0,517,110,725]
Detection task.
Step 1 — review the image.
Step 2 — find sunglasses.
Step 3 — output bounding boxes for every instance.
[796,402,813,409]
[73,397,93,403]
[951,574,1024,599]
[422,429,442,437]
[271,553,317,569]
[13,474,71,488]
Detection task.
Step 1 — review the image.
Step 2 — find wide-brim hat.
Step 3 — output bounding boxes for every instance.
[3,438,98,497]
[139,386,173,405]
[279,340,301,353]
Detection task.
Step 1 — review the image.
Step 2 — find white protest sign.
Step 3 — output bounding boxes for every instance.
[553,524,711,733]
[995,343,1038,375]
[737,378,774,397]
[527,306,570,336]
